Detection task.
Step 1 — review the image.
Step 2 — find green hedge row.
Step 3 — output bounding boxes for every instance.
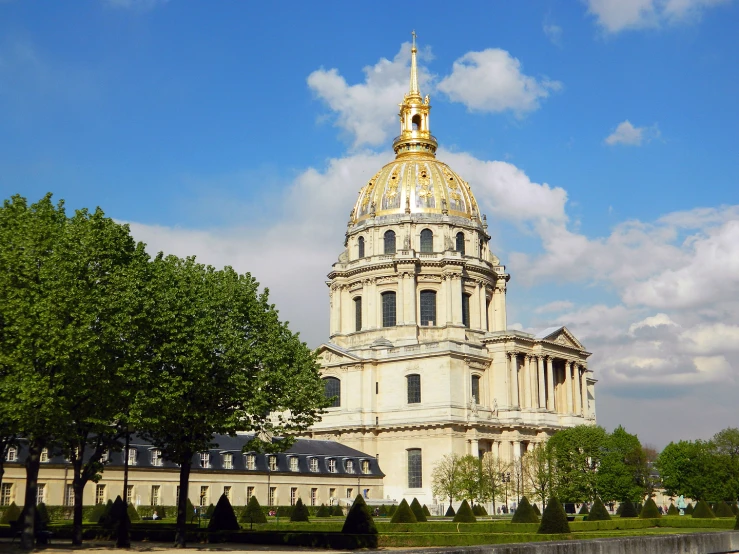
[378,533,571,547]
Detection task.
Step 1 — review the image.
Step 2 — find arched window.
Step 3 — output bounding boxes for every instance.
[407,449,422,488]
[462,293,471,328]
[354,297,362,332]
[358,236,365,258]
[407,374,421,404]
[384,230,396,254]
[381,291,396,327]
[471,375,481,404]
[412,114,421,131]
[420,229,433,253]
[323,377,340,408]
[456,232,465,255]
[419,290,436,326]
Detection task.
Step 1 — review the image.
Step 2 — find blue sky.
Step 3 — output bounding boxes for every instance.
[2,0,739,448]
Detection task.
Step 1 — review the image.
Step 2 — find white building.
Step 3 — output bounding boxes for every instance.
[308,36,597,506]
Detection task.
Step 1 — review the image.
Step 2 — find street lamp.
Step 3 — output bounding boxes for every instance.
[501,472,511,513]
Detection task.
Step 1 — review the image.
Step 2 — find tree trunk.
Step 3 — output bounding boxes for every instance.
[20,439,43,550]
[72,457,86,546]
[175,456,192,548]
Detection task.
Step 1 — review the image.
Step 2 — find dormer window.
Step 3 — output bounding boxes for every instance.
[345,460,354,473]
[289,457,299,472]
[361,460,371,474]
[223,452,233,470]
[328,458,337,473]
[268,455,277,471]
[199,452,210,469]
[309,458,318,472]
[5,447,17,462]
[245,454,256,470]
[151,449,162,467]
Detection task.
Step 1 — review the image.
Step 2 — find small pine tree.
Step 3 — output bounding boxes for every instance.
[667,503,679,516]
[445,504,456,517]
[0,502,21,523]
[537,497,570,534]
[685,502,694,515]
[410,498,427,522]
[692,500,715,518]
[332,503,344,516]
[342,495,377,535]
[208,494,239,531]
[315,504,331,517]
[290,498,310,522]
[578,503,589,515]
[422,504,431,517]
[240,496,267,525]
[587,497,611,521]
[533,503,541,516]
[36,502,50,525]
[620,500,638,518]
[616,503,623,516]
[390,499,417,523]
[127,503,140,521]
[715,501,734,518]
[512,496,539,524]
[479,504,489,516]
[639,498,661,518]
[453,499,476,523]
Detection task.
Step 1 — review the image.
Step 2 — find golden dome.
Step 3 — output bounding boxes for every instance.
[350,33,481,225]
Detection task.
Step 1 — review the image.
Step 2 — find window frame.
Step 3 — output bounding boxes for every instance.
[309,457,319,472]
[245,453,256,470]
[471,374,481,404]
[462,293,471,328]
[323,376,341,408]
[406,373,421,404]
[456,232,466,255]
[381,291,396,327]
[328,458,337,473]
[223,452,233,470]
[289,456,299,472]
[419,289,437,326]
[383,230,396,254]
[354,296,362,332]
[420,228,433,253]
[407,448,423,489]
[358,236,365,258]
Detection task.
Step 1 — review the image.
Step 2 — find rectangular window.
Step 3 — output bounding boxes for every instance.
[200,486,209,506]
[407,449,422,488]
[268,456,277,471]
[199,452,210,469]
[289,457,298,472]
[40,448,49,463]
[95,484,106,505]
[407,374,421,404]
[127,448,138,466]
[309,458,318,472]
[471,375,481,404]
[36,484,45,505]
[346,488,353,499]
[328,458,336,473]
[6,447,17,462]
[354,297,362,332]
[245,454,256,470]
[223,486,231,502]
[223,452,233,469]
[151,449,162,467]
[246,486,254,503]
[381,292,396,327]
[310,488,317,506]
[329,488,336,500]
[361,460,370,475]
[126,485,134,505]
[290,487,297,506]
[150,485,160,506]
[419,290,436,326]
[268,487,276,506]
[345,460,354,473]
[462,293,471,328]
[1,483,12,506]
[65,484,74,507]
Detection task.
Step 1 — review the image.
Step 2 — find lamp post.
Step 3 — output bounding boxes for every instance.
[501,472,511,513]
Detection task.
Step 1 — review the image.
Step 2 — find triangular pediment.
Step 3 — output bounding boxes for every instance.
[315,343,363,366]
[537,326,585,350]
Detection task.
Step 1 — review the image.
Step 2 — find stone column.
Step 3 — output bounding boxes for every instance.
[581,367,589,418]
[406,273,417,326]
[444,274,453,325]
[537,356,546,409]
[528,356,538,409]
[512,440,521,460]
[367,278,376,329]
[396,273,404,326]
[546,357,555,412]
[565,361,573,414]
[477,281,486,330]
[334,284,342,334]
[470,438,479,458]
[509,353,519,408]
[452,275,463,325]
[574,364,582,415]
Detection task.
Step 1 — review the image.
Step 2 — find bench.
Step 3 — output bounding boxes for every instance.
[9,520,54,545]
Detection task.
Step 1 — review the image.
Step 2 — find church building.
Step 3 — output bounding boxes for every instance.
[310,36,597,506]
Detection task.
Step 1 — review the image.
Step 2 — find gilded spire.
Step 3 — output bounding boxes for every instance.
[409,30,419,96]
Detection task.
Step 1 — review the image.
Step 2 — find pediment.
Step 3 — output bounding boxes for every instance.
[538,326,585,350]
[315,343,363,366]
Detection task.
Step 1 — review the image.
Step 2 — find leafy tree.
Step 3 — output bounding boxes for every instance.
[409,498,427,522]
[290,498,310,522]
[522,443,555,507]
[208,494,239,531]
[431,454,462,508]
[587,497,611,521]
[457,455,483,504]
[390,499,416,523]
[537,497,570,534]
[240,496,266,525]
[549,425,608,503]
[480,452,508,514]
[597,426,648,503]
[342,495,377,536]
[139,255,326,547]
[657,440,730,501]
[511,496,539,523]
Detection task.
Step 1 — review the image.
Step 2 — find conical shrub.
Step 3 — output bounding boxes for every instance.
[731,502,738,516]
[578,503,589,515]
[423,504,431,517]
[472,504,483,516]
[639,498,661,518]
[209,494,239,531]
[636,502,643,516]
[478,504,488,516]
[332,504,344,516]
[205,503,215,518]
[109,496,131,548]
[390,499,417,523]
[342,495,377,535]
[0,502,21,523]
[512,496,539,523]
[87,502,106,523]
[667,503,679,516]
[36,503,50,525]
[388,504,397,517]
[620,500,638,518]
[445,504,456,517]
[533,503,541,516]
[290,498,310,522]
[100,498,115,527]
[315,504,330,517]
[240,496,267,524]
[587,497,611,521]
[715,501,734,518]
[127,503,140,521]
[409,498,427,522]
[685,502,694,515]
[538,497,570,534]
[692,500,715,518]
[453,499,476,523]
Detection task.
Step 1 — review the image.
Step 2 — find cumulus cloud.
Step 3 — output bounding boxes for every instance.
[543,23,563,46]
[584,0,733,33]
[437,49,562,115]
[605,120,659,146]
[535,300,574,314]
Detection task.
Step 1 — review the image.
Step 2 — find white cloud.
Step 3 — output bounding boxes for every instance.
[628,313,677,335]
[584,0,733,33]
[437,49,562,115]
[543,24,563,46]
[605,120,659,146]
[535,300,574,314]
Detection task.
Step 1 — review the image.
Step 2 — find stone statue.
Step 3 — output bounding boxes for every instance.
[492,398,499,418]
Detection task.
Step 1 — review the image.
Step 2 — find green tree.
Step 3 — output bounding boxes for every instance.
[657,440,729,501]
[457,455,482,504]
[480,452,508,515]
[431,454,462,509]
[548,425,608,503]
[522,443,555,507]
[139,255,326,547]
[597,426,647,503]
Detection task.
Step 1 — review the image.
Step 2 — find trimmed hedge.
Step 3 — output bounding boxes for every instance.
[685,502,694,515]
[538,498,570,534]
[410,498,427,522]
[315,504,330,518]
[692,500,716,519]
[127,503,141,522]
[387,504,397,517]
[667,503,679,516]
[36,502,50,525]
[342,495,377,537]
[639,498,661,519]
[620,500,638,518]
[290,498,310,522]
[390,499,416,523]
[715,501,734,518]
[587,497,611,521]
[445,504,455,517]
[422,504,431,517]
[331,504,344,517]
[533,503,541,516]
[578,503,589,515]
[240,496,267,525]
[0,502,21,523]
[512,497,539,524]
[453,500,476,523]
[209,494,239,531]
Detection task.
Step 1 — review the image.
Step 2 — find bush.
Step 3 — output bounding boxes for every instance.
[445,504,455,517]
[109,496,131,548]
[715,501,734,518]
[209,494,239,531]
[423,504,431,517]
[388,504,397,517]
[538,497,570,534]
[533,503,541,516]
[578,503,589,515]
[619,500,638,518]
[667,503,679,516]
[342,495,377,536]
[240,496,267,525]
[511,497,539,524]
[276,505,291,518]
[87,502,107,523]
[685,502,694,515]
[127,503,141,521]
[636,502,643,515]
[315,504,330,518]
[587,497,611,521]
[640,498,661,518]
[731,502,738,516]
[692,500,716,518]
[453,500,476,523]
[36,502,50,525]
[410,498,427,522]
[148,505,165,519]
[100,499,115,527]
[0,502,21,523]
[290,498,310,522]
[205,503,215,518]
[390,499,417,523]
[331,504,344,516]
[735,510,739,531]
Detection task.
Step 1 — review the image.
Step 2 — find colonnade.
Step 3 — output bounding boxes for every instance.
[506,352,588,417]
